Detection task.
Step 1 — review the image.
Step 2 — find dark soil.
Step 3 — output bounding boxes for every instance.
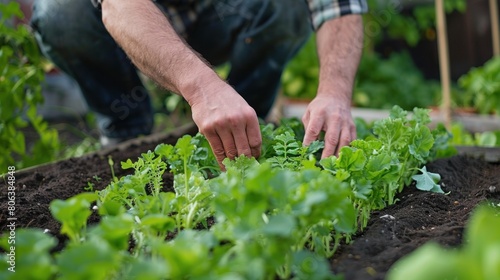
[331,155,500,279]
[0,124,197,249]
[1,127,499,279]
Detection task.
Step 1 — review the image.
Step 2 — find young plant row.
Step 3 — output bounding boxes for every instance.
[1,106,454,279]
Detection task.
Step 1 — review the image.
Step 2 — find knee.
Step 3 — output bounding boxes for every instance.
[31,0,67,37]
[31,0,102,50]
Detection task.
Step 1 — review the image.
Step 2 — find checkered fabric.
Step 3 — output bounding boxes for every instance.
[307,0,368,29]
[90,0,367,31]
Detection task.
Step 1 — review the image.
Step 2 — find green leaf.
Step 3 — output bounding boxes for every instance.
[0,2,24,20]
[305,140,324,156]
[389,105,408,119]
[412,166,444,193]
[141,214,176,233]
[465,205,500,263]
[335,169,350,181]
[412,107,432,125]
[475,131,497,147]
[293,191,328,216]
[262,214,296,237]
[153,230,215,278]
[154,143,175,158]
[175,135,195,159]
[49,193,98,242]
[333,200,357,233]
[91,214,134,251]
[121,158,135,169]
[373,118,411,151]
[387,243,476,280]
[125,257,169,280]
[98,200,125,216]
[335,147,366,171]
[388,204,499,280]
[365,153,393,179]
[319,156,337,171]
[409,125,434,163]
[292,251,336,280]
[0,229,57,279]
[350,139,383,154]
[56,237,121,280]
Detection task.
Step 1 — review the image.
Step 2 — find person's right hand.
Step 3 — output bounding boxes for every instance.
[101,0,261,168]
[189,83,262,170]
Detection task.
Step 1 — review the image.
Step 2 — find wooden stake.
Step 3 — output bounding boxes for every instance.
[490,0,500,56]
[435,0,452,129]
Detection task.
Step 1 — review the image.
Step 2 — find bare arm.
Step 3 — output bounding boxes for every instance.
[302,14,364,157]
[102,0,261,168]
[102,0,218,103]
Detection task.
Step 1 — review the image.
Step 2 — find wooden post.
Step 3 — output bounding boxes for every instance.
[490,0,500,56]
[435,0,452,129]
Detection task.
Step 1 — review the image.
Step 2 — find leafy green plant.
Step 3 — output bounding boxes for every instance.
[0,229,58,279]
[354,51,440,110]
[320,106,452,227]
[0,2,61,171]
[265,131,323,170]
[282,41,441,110]
[281,0,465,106]
[449,123,500,147]
[364,0,466,48]
[49,192,99,243]
[387,204,500,280]
[1,107,454,279]
[281,35,319,100]
[458,56,500,115]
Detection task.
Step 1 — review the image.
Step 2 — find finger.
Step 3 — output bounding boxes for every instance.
[204,129,226,170]
[335,128,352,156]
[216,127,238,160]
[350,124,357,142]
[246,120,262,159]
[321,124,341,158]
[232,124,252,158]
[303,118,323,147]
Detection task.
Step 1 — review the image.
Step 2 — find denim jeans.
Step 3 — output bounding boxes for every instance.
[31,0,312,139]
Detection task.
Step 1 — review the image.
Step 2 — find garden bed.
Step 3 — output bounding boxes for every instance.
[1,123,499,279]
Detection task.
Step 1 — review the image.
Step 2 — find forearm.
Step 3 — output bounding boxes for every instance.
[315,14,364,104]
[101,0,222,105]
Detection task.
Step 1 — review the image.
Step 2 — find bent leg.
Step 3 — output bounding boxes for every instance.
[31,0,153,139]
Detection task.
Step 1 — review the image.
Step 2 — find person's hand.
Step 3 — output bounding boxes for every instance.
[302,94,356,158]
[189,83,262,170]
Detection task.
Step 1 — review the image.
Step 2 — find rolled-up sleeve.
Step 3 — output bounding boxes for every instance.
[307,0,368,30]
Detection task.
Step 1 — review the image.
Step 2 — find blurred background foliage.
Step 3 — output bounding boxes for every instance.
[0,2,60,171]
[281,0,500,116]
[2,0,499,171]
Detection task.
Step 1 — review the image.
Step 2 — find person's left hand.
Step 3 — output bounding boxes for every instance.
[302,94,357,158]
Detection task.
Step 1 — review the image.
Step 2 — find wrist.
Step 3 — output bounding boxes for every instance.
[179,67,226,107]
[316,78,354,103]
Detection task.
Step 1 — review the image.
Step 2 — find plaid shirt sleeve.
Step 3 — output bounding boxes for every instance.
[307,0,368,30]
